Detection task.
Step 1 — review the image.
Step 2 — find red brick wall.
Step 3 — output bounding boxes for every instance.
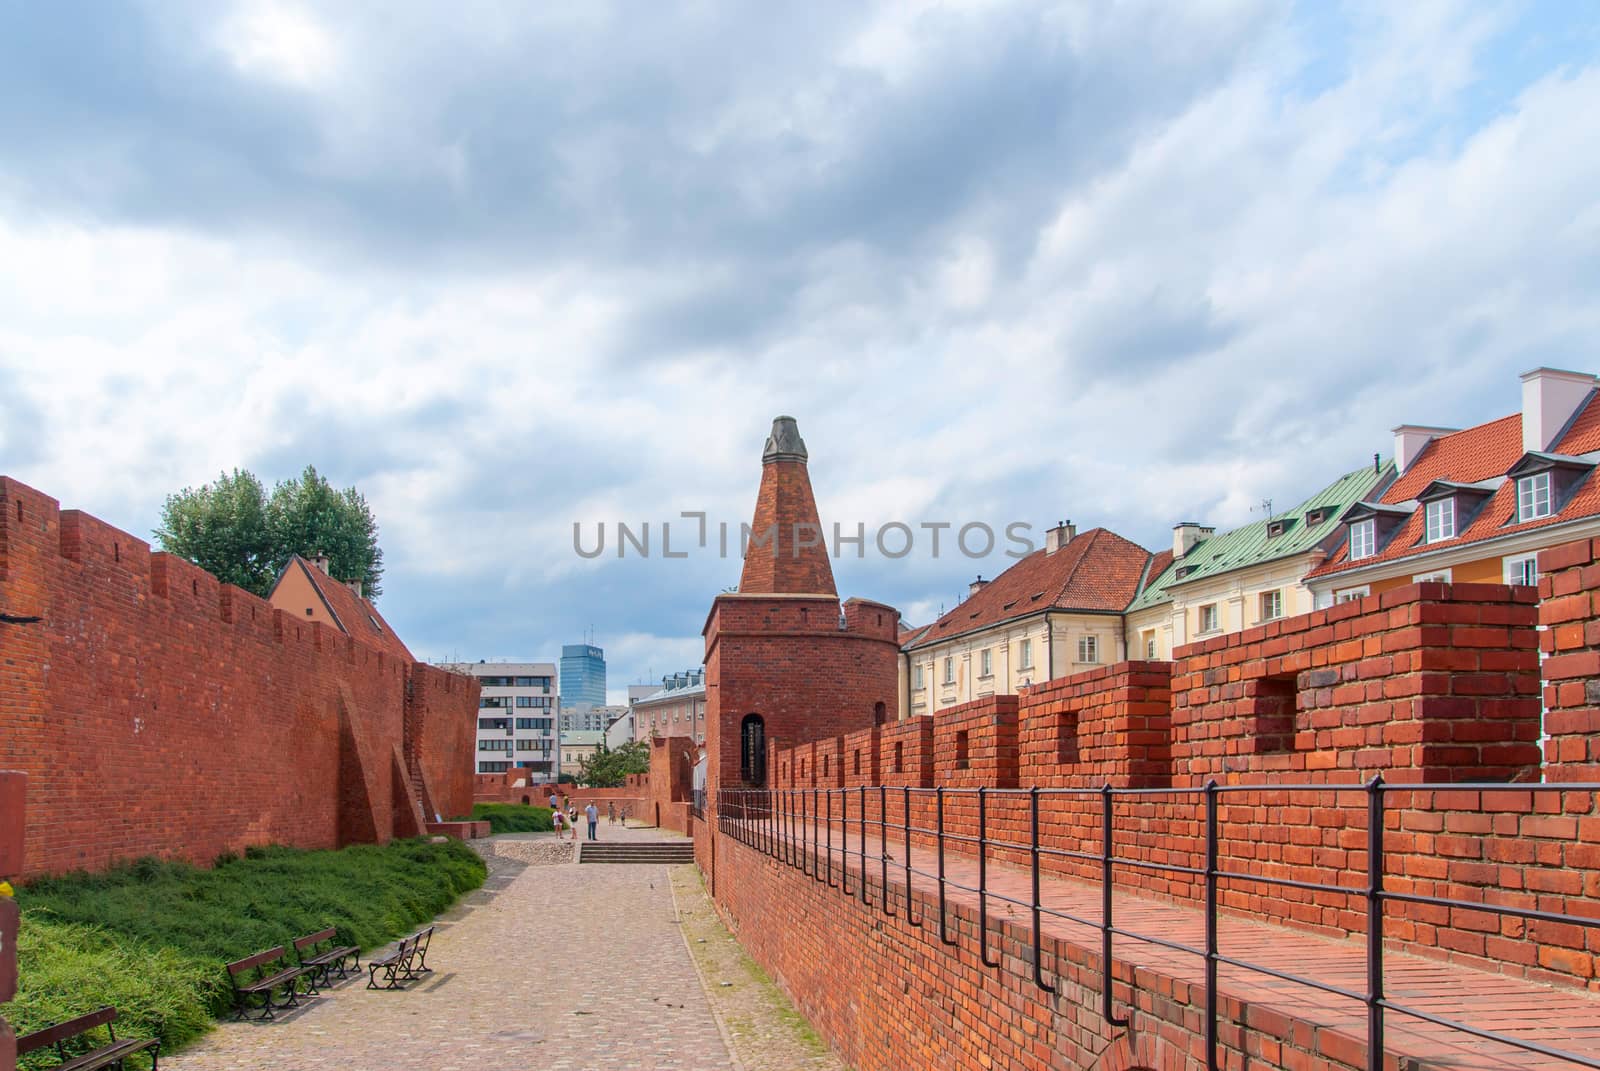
[1,770,21,1071]
[710,830,1348,1071]
[1539,538,1600,779]
[1171,582,1542,785]
[405,663,476,820]
[0,477,478,878]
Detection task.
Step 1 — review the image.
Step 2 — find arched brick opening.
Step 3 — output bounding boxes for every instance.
[1092,1033,1190,1071]
[521,794,530,804]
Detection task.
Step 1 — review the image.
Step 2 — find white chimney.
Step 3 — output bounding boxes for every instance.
[1172,522,1213,560]
[969,575,989,596]
[1044,520,1077,554]
[1392,426,1453,475]
[1521,367,1596,453]
[346,578,363,598]
[309,552,331,575]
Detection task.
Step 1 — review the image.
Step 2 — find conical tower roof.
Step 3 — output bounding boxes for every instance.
[738,416,837,596]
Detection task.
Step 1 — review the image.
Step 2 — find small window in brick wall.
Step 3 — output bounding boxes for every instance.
[893,741,903,774]
[955,730,970,770]
[1250,673,1298,754]
[853,750,861,775]
[823,755,830,779]
[1057,709,1080,764]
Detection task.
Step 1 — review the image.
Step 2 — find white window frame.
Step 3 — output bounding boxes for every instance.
[1518,472,1552,522]
[1412,569,1452,583]
[1077,635,1099,664]
[1349,519,1376,560]
[942,656,955,685]
[1424,498,1455,543]
[1198,604,1219,633]
[1504,554,1539,587]
[1144,632,1158,659]
[1336,586,1370,603]
[980,649,992,677]
[1259,590,1283,622]
[913,664,924,690]
[1019,638,1033,669]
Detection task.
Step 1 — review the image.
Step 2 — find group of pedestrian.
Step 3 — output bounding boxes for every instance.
[549,791,604,841]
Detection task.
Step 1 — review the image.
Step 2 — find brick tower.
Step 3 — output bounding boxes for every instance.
[703,417,901,803]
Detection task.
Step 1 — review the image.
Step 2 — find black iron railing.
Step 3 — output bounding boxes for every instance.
[691,787,705,820]
[714,779,1600,1071]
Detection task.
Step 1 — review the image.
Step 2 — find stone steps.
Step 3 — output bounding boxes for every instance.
[578,841,695,865]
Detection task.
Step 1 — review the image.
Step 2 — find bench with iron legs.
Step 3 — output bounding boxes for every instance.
[401,924,435,981]
[226,946,307,1021]
[16,1006,160,1070]
[366,933,416,990]
[293,927,359,988]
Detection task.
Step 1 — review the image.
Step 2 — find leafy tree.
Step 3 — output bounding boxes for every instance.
[154,465,385,599]
[153,469,275,594]
[266,465,384,599]
[576,738,650,788]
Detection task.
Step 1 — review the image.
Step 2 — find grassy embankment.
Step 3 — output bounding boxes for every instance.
[2,837,486,1067]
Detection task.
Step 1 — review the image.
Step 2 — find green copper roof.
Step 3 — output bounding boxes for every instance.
[1126,460,1395,613]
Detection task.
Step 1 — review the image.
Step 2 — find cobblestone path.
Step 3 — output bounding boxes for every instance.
[165,826,735,1071]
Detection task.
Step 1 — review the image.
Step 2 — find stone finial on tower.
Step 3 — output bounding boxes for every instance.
[763,415,809,463]
[738,416,837,597]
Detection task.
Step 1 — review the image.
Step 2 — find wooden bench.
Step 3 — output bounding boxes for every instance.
[16,1006,159,1070]
[293,927,359,988]
[226,946,307,1021]
[366,933,416,990]
[401,924,435,981]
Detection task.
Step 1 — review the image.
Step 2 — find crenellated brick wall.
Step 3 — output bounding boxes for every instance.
[1539,538,1600,778]
[0,477,478,878]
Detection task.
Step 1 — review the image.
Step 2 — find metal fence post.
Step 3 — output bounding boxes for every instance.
[826,789,834,887]
[880,784,892,917]
[938,787,956,946]
[979,786,999,968]
[1031,786,1056,993]
[1100,783,1128,1026]
[860,785,871,907]
[1368,774,1386,1071]
[1204,779,1219,1071]
[905,786,921,927]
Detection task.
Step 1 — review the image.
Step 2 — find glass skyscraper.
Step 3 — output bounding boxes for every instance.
[559,643,607,710]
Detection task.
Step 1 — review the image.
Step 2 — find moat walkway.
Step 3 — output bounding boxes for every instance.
[165,823,735,1071]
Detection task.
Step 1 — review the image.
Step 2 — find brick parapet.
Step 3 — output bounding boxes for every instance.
[1539,538,1600,779]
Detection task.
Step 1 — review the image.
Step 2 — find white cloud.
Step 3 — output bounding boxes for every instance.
[217,1,338,89]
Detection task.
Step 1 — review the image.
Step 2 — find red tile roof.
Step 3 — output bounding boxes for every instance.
[1309,395,1600,581]
[1381,415,1523,504]
[908,528,1154,648]
[287,555,416,662]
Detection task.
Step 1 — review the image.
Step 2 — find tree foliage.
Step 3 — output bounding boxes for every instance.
[575,738,650,788]
[155,465,385,600]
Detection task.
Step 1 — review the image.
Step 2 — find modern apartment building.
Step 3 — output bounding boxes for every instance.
[560,704,623,734]
[631,669,706,744]
[559,730,605,780]
[560,643,607,710]
[439,661,559,777]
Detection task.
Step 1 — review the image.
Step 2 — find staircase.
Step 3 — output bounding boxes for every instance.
[578,840,695,865]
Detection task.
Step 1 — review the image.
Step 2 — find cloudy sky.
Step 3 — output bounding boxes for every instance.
[1,1,1597,701]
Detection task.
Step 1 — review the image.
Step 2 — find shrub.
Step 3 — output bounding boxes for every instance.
[469,803,555,834]
[2,837,486,1060]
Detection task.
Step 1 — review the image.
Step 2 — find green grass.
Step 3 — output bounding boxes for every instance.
[467,802,555,834]
[1,838,486,1065]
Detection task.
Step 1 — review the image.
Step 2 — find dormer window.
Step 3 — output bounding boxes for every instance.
[1305,508,1327,527]
[1266,520,1286,539]
[1518,472,1552,522]
[1424,499,1455,542]
[1349,520,1376,560]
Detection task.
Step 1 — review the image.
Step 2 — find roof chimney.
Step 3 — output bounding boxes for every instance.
[969,575,989,596]
[309,551,331,575]
[345,578,363,598]
[1521,367,1596,453]
[1044,520,1076,554]
[1172,522,1213,560]
[1392,425,1454,475]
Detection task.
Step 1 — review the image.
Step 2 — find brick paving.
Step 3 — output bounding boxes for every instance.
[731,813,1600,1070]
[164,823,735,1071]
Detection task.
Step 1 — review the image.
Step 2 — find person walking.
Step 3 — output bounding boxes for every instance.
[607,801,616,825]
[585,802,599,841]
[552,808,567,840]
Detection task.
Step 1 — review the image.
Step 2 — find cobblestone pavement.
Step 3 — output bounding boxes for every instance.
[165,824,735,1071]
